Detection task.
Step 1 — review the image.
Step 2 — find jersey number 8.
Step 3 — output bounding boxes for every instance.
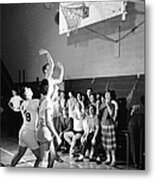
[24,110,31,122]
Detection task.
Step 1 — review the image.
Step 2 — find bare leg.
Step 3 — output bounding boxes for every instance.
[89,146,94,159]
[53,136,63,163]
[39,142,50,168]
[110,150,116,166]
[103,150,110,164]
[70,133,82,157]
[31,148,41,167]
[48,140,56,168]
[10,146,27,167]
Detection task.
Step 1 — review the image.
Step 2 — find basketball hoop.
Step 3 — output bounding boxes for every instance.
[44,2,56,9]
[60,2,89,37]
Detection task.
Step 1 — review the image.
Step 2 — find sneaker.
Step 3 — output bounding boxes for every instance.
[96,157,102,165]
[109,161,116,166]
[75,158,83,162]
[96,160,102,165]
[69,153,74,158]
[89,158,96,162]
[103,160,111,165]
[56,157,64,163]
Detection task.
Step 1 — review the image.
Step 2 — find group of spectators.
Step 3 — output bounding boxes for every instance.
[52,88,118,166]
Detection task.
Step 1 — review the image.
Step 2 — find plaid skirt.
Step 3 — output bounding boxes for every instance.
[101,124,116,150]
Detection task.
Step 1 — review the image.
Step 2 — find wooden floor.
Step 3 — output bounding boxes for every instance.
[0,137,137,170]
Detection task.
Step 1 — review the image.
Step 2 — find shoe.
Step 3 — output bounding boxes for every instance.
[103,160,111,165]
[55,156,64,163]
[96,160,102,165]
[60,146,67,151]
[85,156,89,159]
[109,161,116,166]
[75,158,83,162]
[69,153,74,158]
[89,158,95,162]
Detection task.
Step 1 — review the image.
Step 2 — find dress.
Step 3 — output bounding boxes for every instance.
[100,103,116,150]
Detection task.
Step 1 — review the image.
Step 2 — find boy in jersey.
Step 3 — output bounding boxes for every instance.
[37,79,62,168]
[39,48,64,163]
[10,87,40,167]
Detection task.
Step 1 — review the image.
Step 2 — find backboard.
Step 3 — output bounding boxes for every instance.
[59,1,127,36]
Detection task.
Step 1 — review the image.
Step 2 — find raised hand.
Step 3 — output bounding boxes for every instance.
[39,48,48,55]
[57,62,63,69]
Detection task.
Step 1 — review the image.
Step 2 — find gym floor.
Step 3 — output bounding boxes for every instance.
[0,137,137,170]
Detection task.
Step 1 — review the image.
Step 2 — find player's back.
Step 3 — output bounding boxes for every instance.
[38,98,53,126]
[20,99,39,130]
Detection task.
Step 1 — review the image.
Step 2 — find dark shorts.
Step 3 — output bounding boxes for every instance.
[73,130,84,135]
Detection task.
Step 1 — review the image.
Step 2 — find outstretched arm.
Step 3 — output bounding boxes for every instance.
[54,62,64,85]
[39,48,55,78]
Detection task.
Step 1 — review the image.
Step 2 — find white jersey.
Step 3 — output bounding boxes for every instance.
[20,99,39,130]
[47,78,59,100]
[38,97,53,127]
[67,97,77,118]
[72,110,83,132]
[36,97,53,143]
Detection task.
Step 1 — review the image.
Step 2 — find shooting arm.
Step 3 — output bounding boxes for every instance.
[54,63,64,85]
[46,51,55,78]
[39,48,55,78]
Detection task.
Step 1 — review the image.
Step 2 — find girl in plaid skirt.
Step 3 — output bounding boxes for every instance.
[100,90,116,166]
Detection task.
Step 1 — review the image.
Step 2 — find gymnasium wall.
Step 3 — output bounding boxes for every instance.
[1,2,145,83]
[65,74,144,103]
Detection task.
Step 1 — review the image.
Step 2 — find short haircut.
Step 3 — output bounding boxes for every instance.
[40,79,49,95]
[42,63,49,74]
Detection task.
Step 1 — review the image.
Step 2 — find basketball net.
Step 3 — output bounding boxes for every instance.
[60,2,88,37]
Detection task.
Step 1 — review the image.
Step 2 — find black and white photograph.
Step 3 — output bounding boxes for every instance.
[0,0,145,171]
